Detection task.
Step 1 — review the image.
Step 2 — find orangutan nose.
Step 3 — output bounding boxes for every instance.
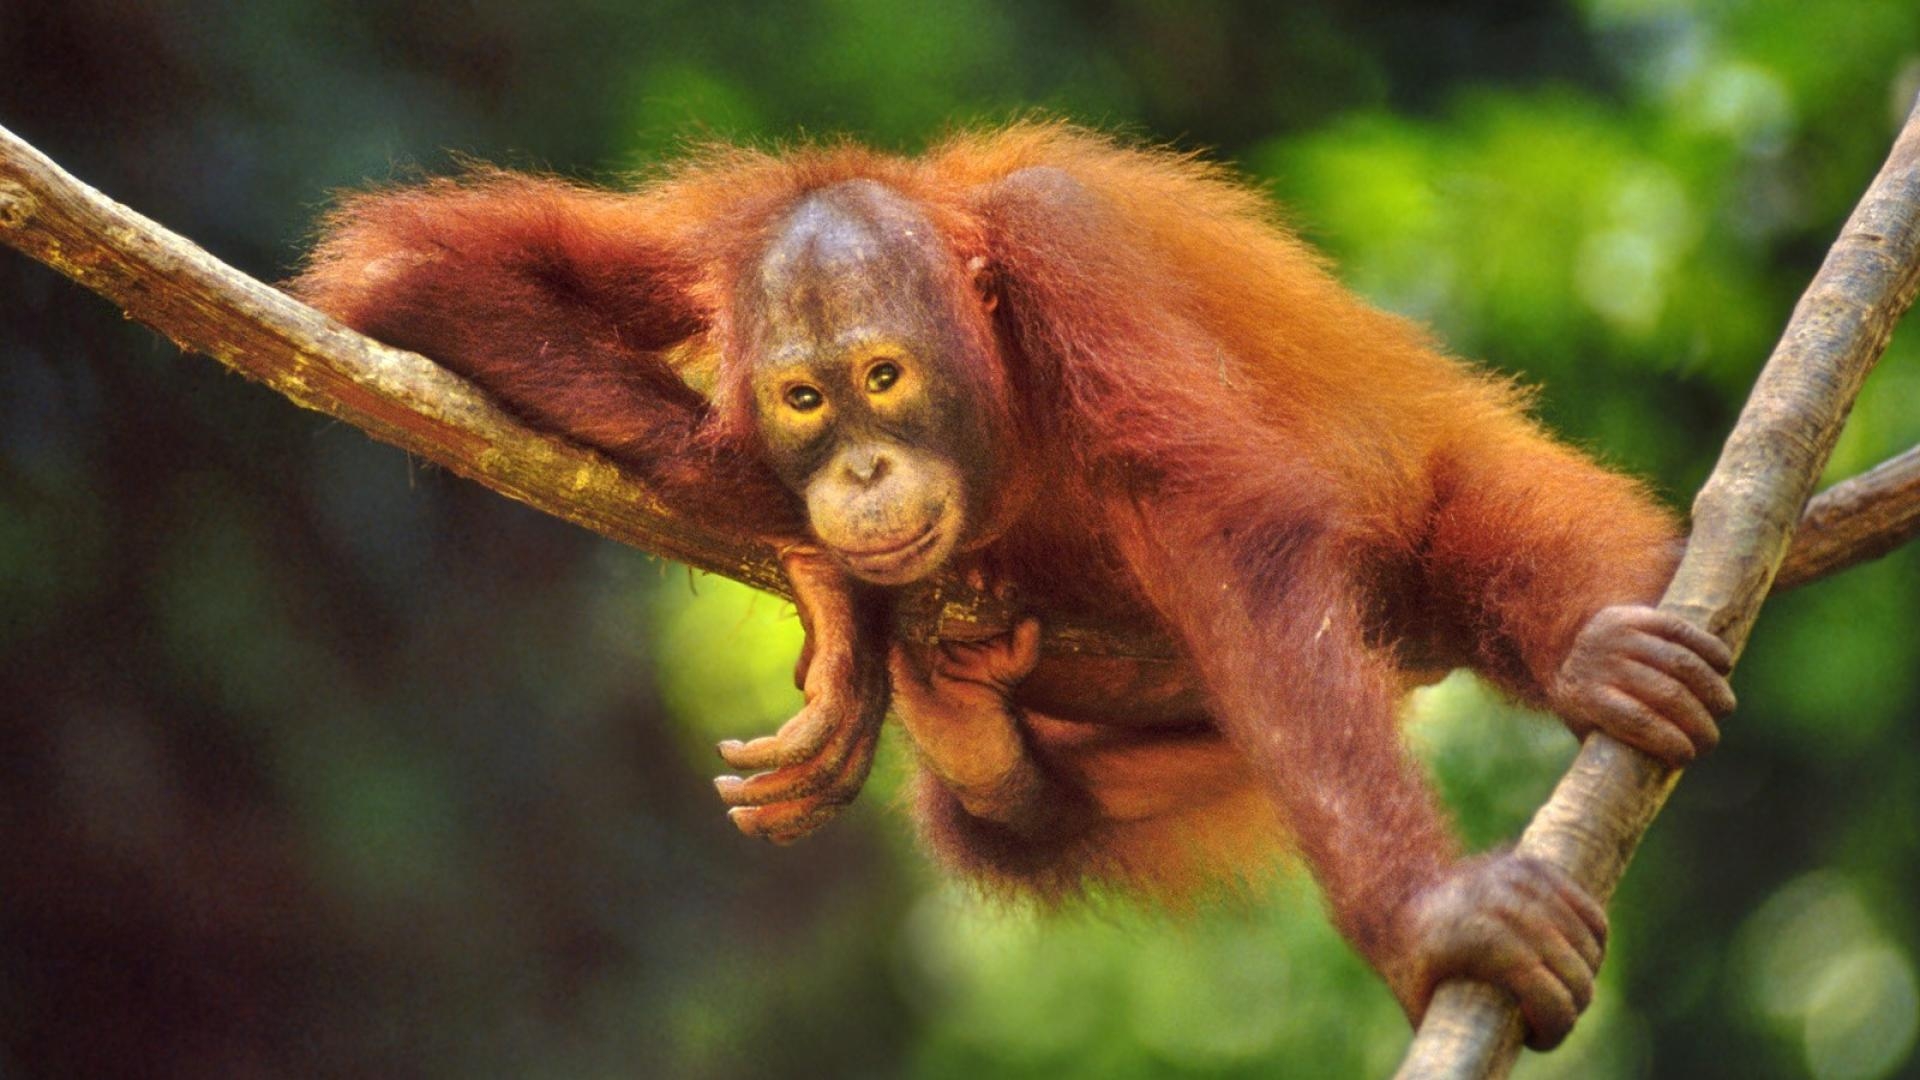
[843,448,891,487]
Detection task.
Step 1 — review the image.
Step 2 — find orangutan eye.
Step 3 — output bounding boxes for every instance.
[785,384,824,412]
[865,361,901,393]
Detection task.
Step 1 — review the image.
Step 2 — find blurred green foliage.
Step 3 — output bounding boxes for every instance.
[2,1,1917,1077]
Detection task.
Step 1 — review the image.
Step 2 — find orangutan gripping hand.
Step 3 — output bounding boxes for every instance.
[1551,605,1737,766]
[1389,855,1609,1049]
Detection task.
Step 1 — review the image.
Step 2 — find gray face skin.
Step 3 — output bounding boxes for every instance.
[743,180,998,586]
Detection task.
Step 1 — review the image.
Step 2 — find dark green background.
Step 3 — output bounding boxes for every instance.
[2,1,1916,1077]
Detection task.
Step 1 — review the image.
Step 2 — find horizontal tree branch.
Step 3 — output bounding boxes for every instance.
[0,121,1158,656]
[0,121,1914,673]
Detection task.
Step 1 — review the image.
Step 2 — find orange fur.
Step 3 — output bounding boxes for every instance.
[293,122,1679,983]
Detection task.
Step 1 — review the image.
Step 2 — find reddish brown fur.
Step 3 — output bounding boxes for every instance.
[293,123,1677,990]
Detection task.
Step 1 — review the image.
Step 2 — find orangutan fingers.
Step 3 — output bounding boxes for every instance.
[1507,910,1594,1014]
[725,724,881,844]
[716,696,846,771]
[1590,685,1699,766]
[1617,659,1722,757]
[1620,633,1738,716]
[727,799,844,845]
[1617,606,1734,673]
[714,701,876,806]
[1512,961,1581,1051]
[1544,868,1608,959]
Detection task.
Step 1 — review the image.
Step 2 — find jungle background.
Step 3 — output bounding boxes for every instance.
[2,1,1917,1077]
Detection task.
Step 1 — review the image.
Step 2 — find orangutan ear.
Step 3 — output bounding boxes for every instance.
[966,254,998,313]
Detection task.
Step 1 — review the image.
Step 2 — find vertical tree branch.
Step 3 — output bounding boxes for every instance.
[1396,96,1920,1079]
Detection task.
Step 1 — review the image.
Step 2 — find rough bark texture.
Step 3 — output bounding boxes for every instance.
[1395,97,1920,1079]
[1774,443,1920,591]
